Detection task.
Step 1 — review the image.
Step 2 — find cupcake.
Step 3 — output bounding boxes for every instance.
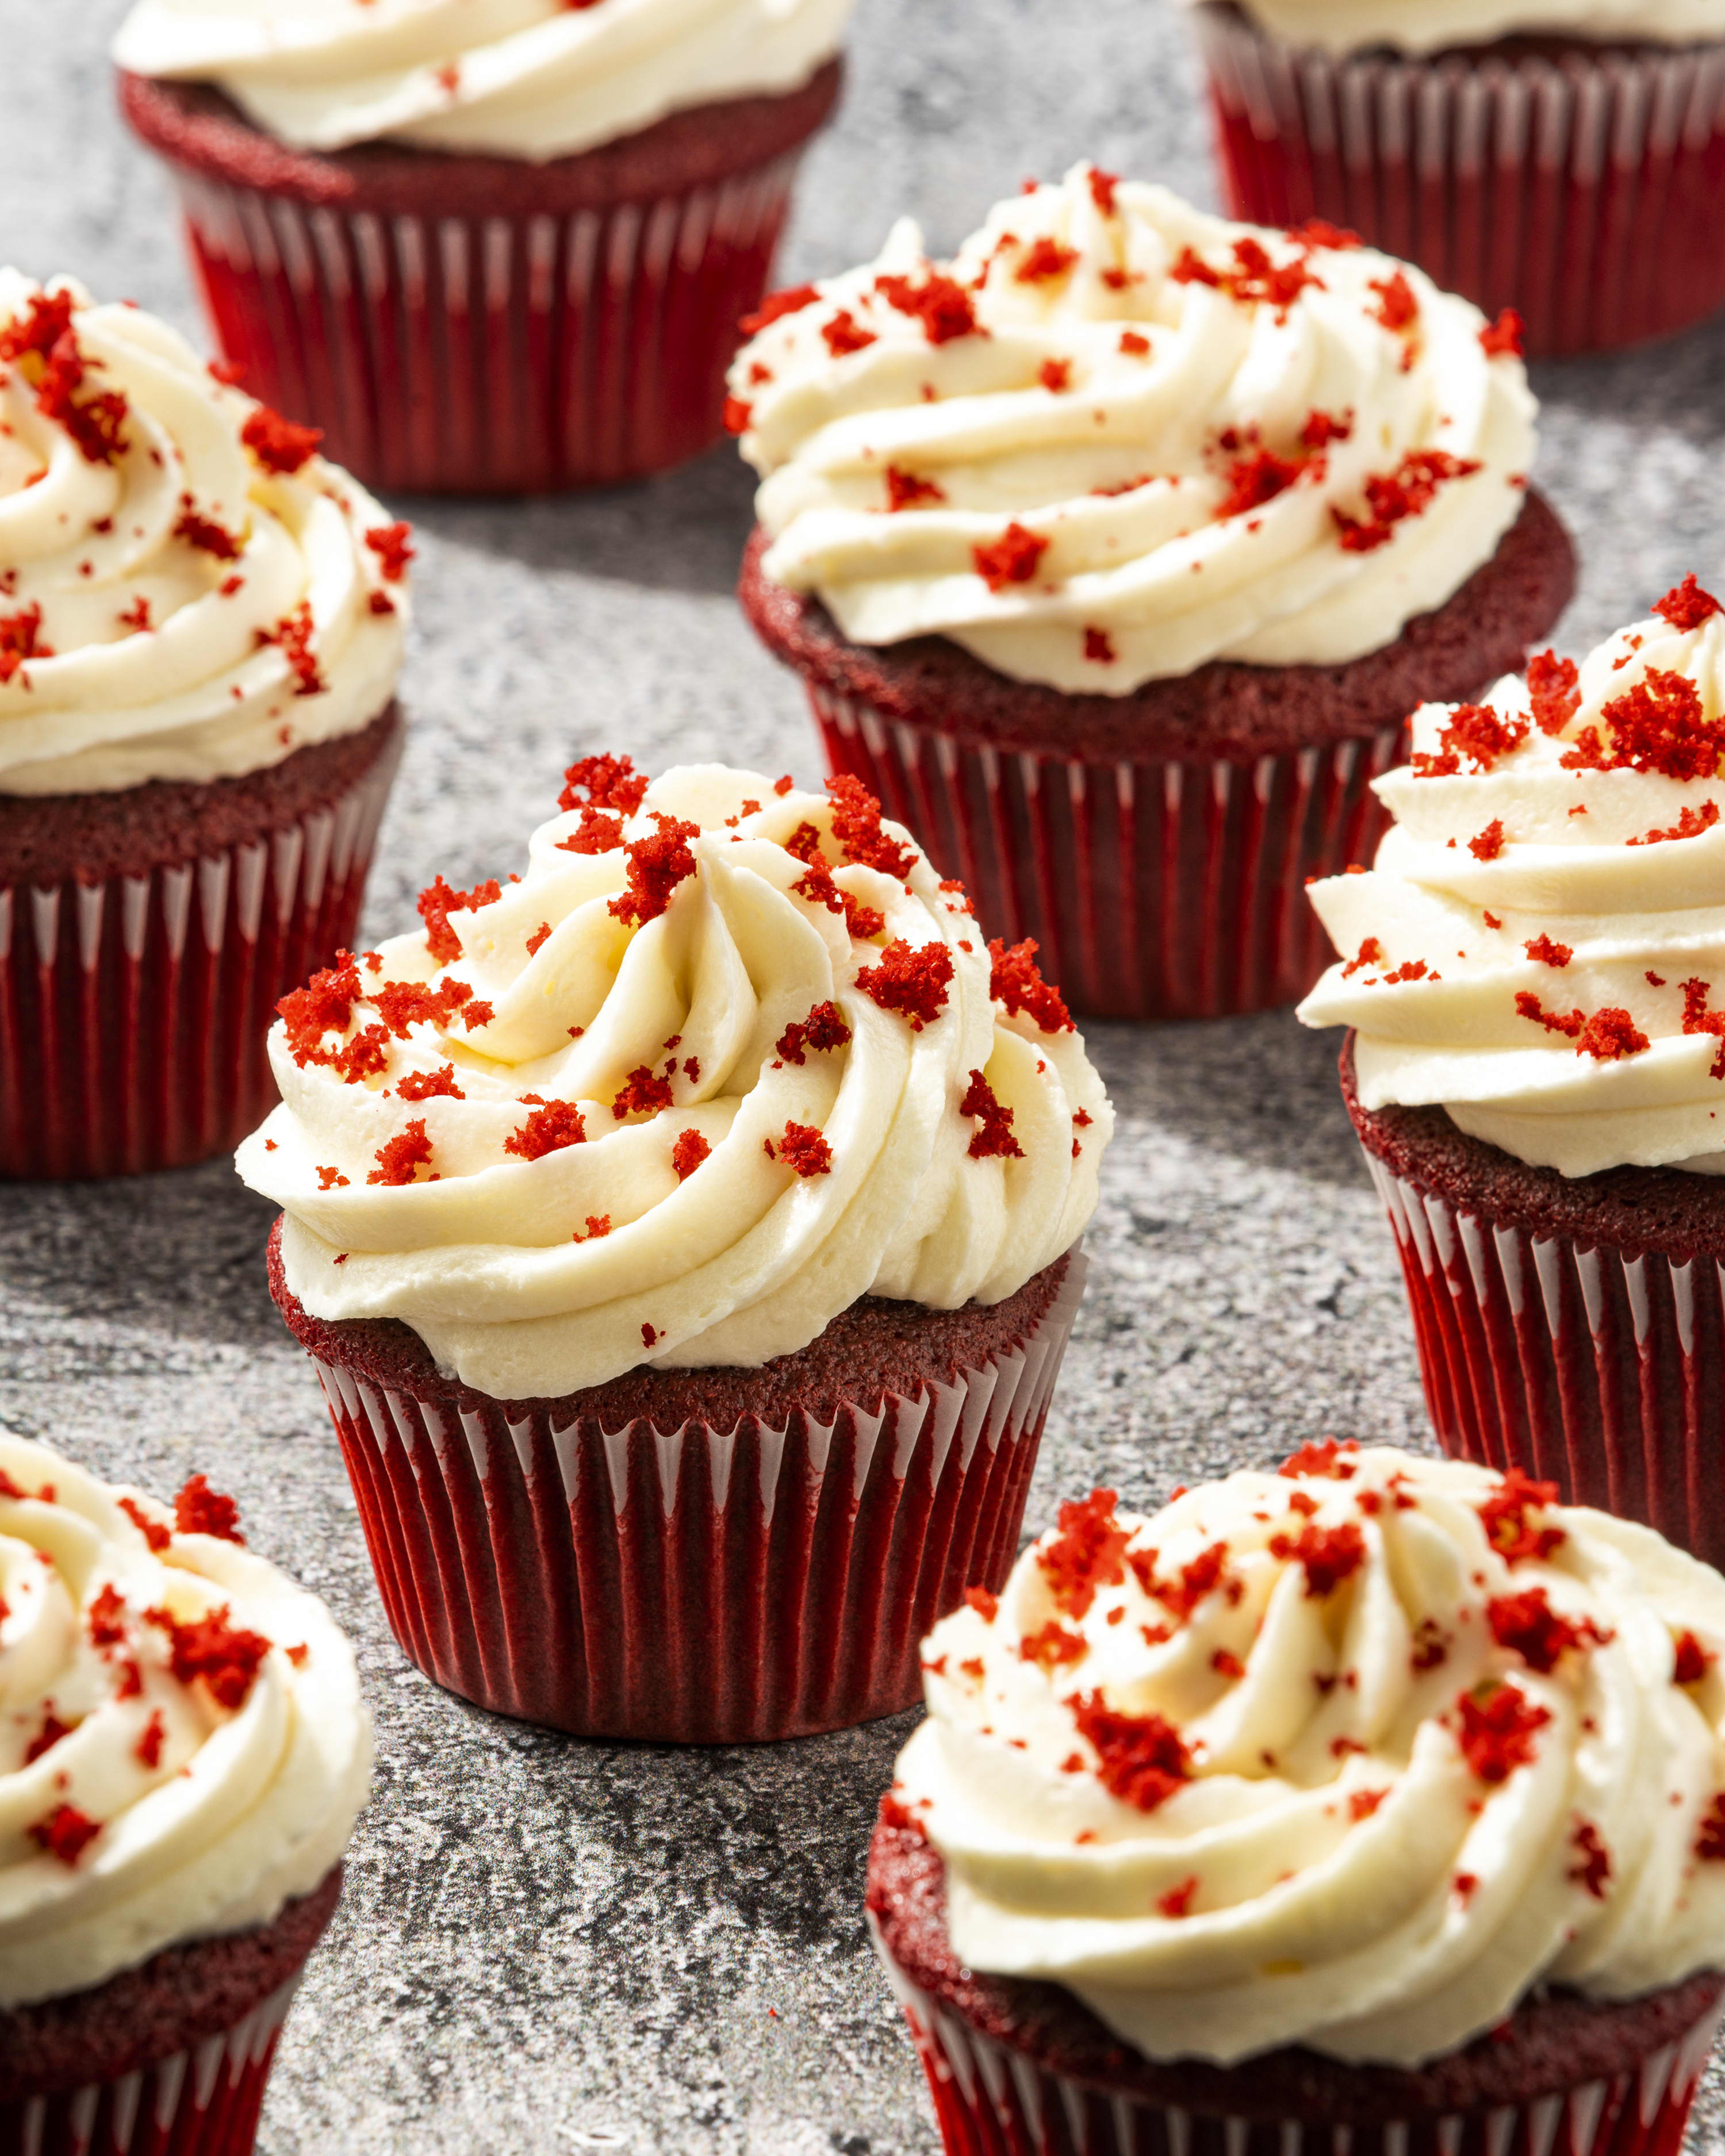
[0,1432,369,2148]
[0,273,407,1181]
[731,168,1574,1022]
[113,0,851,495]
[1300,577,1725,1569]
[235,757,1111,1743]
[868,1448,1725,2156]
[1181,0,1725,358]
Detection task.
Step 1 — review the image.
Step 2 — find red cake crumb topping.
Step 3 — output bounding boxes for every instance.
[1212,1649,1245,1681]
[1088,168,1120,214]
[0,601,52,684]
[1119,329,1150,356]
[88,1584,127,1649]
[0,290,75,365]
[1653,576,1723,634]
[368,1120,433,1186]
[240,405,322,474]
[1216,449,1304,521]
[150,1604,271,1710]
[1368,271,1419,332]
[524,923,552,958]
[961,1070,1024,1160]
[964,1587,999,1622]
[117,1495,171,1552]
[372,977,475,1038]
[823,310,876,358]
[611,1067,674,1121]
[723,397,753,435]
[1516,991,1584,1039]
[1341,938,1384,979]
[1281,1437,1359,1478]
[117,595,151,634]
[1083,626,1116,664]
[558,805,625,855]
[1348,1787,1389,1821]
[28,1805,100,1867]
[1521,935,1572,968]
[172,497,242,561]
[1131,1541,1241,1622]
[135,1709,166,1771]
[258,601,325,697]
[559,753,648,817]
[24,1713,70,1767]
[1673,1631,1716,1685]
[574,1216,611,1242]
[1333,450,1481,553]
[1628,801,1722,846]
[989,937,1073,1032]
[1066,1692,1193,1810]
[763,1122,833,1176]
[396,1065,464,1102]
[1037,1490,1130,1617]
[1456,1681,1551,1783]
[973,521,1051,592]
[1039,357,1072,393]
[1289,219,1361,251]
[1411,703,1529,777]
[1171,237,1322,319]
[610,814,700,927]
[671,1129,710,1181]
[828,772,918,878]
[1478,1469,1566,1564]
[416,876,501,964]
[1488,1588,1610,1672]
[1527,651,1581,735]
[739,283,818,336]
[1568,1819,1612,1898]
[365,522,415,582]
[1157,1875,1201,1919]
[1479,309,1525,358]
[776,1003,852,1064]
[1268,1521,1366,1598]
[856,939,954,1030]
[174,1474,244,1545]
[1696,1796,1725,1862]
[1412,1617,1450,1672]
[1562,669,1725,781]
[885,465,945,511]
[1575,1008,1650,1062]
[316,1167,350,1190]
[1469,820,1506,862]
[1,295,130,465]
[1020,1620,1087,1671]
[874,271,983,343]
[1015,236,1078,283]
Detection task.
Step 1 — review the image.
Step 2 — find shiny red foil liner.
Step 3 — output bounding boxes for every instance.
[0,720,400,1182]
[809,681,1402,1021]
[869,1906,1725,2156]
[295,1256,1086,1743]
[1360,1144,1725,1574]
[1190,5,1725,358]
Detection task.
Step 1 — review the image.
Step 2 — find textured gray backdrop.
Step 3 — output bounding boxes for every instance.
[2,2,1723,2150]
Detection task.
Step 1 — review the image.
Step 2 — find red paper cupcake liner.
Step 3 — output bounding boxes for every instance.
[301,1253,1087,1743]
[809,681,1402,1021]
[1191,6,1725,358]
[1,1968,301,2156]
[0,731,399,1181]
[870,1912,1725,2156]
[1361,1147,1725,1574]
[162,153,807,494]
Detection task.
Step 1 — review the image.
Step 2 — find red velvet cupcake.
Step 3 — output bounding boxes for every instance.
[113,0,851,494]
[1301,579,1725,1569]
[869,1452,1725,2156]
[237,757,1111,1742]
[0,274,407,1180]
[0,1434,370,2150]
[1185,3,1725,359]
[730,167,1574,1021]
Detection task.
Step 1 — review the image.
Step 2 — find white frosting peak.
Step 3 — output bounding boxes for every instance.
[733,167,1535,694]
[896,1447,1725,2067]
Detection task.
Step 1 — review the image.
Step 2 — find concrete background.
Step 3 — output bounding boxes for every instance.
[1,1,1723,2148]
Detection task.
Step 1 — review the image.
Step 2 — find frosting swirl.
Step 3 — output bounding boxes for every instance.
[1298,578,1725,1179]
[731,167,1535,695]
[236,759,1111,1398]
[893,1446,1725,2067]
[1192,0,1725,56]
[113,0,851,162]
[0,1433,369,2008]
[0,273,407,797]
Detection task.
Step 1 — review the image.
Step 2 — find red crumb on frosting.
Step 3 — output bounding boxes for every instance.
[1131,1541,1241,1623]
[1,295,131,466]
[1268,1521,1366,1598]
[240,405,322,474]
[559,753,649,818]
[87,1583,127,1649]
[1170,237,1322,319]
[24,1713,70,1767]
[1674,1631,1716,1685]
[1515,991,1584,1039]
[612,1067,675,1121]
[1524,935,1572,967]
[0,601,52,684]
[1088,168,1120,214]
[856,939,954,1030]
[174,1474,244,1545]
[1469,820,1506,862]
[1368,271,1419,333]
[739,284,820,337]
[822,310,877,358]
[1680,978,1725,1082]
[973,522,1051,592]
[1527,651,1581,736]
[723,397,753,435]
[117,1496,171,1553]
[1015,236,1078,283]
[371,977,475,1039]
[964,1586,999,1622]
[1456,1682,1551,1783]
[27,1805,100,1867]
[1478,1469,1566,1564]
[1575,1008,1650,1062]
[1212,1649,1245,1681]
[1562,669,1725,782]
[1410,703,1529,778]
[558,806,626,855]
[172,497,242,561]
[610,814,700,927]
[1332,450,1481,554]
[415,877,501,964]
[1037,1490,1130,1617]
[1488,1588,1611,1673]
[362,523,414,582]
[1039,357,1073,393]
[149,1603,271,1711]
[1479,309,1525,358]
[1083,626,1116,664]
[1628,801,1721,847]
[641,1323,660,1349]
[1349,1787,1388,1821]
[961,1069,1024,1160]
[1216,449,1304,523]
[764,1122,833,1176]
[256,601,325,698]
[1340,938,1383,979]
[1157,1875,1201,1919]
[776,1003,852,1064]
[827,772,918,878]
[1020,1620,1087,1671]
[989,937,1074,1032]
[885,465,945,511]
[524,922,553,958]
[1653,575,1723,634]
[873,270,983,344]
[499,1100,585,1160]
[671,1129,711,1181]
[396,1065,465,1102]
[1289,219,1362,251]
[135,1709,166,1771]
[1281,1437,1359,1478]
[1066,1691,1193,1811]
[367,1119,434,1186]
[1565,1819,1612,1899]
[1119,329,1149,356]
[1696,1796,1725,1860]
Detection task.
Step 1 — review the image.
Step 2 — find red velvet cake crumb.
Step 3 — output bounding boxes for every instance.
[174,1475,244,1545]
[1037,1489,1129,1616]
[1456,1682,1551,1783]
[856,939,954,1029]
[1065,1692,1191,1810]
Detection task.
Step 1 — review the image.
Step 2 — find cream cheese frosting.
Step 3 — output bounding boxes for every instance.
[730,167,1535,696]
[0,1432,370,2009]
[113,0,852,162]
[893,1445,1725,2067]
[0,273,407,797]
[1192,0,1725,57]
[1298,578,1725,1179]
[236,758,1111,1398]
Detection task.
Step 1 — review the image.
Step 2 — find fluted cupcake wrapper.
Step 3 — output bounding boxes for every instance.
[1360,1148,1725,1575]
[1191,5,1725,359]
[0,728,400,1182]
[869,1911,1724,2156]
[304,1255,1086,1743]
[808,682,1401,1021]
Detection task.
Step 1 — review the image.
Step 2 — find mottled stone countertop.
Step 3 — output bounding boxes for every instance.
[3,4,1724,2150]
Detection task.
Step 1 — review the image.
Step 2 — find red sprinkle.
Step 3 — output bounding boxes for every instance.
[1039,356,1074,393]
[973,523,1050,592]
[241,405,322,474]
[87,1583,128,1649]
[1628,801,1721,847]
[723,397,753,436]
[961,1069,1024,1160]
[1119,329,1150,356]
[1066,1691,1192,1812]
[1037,1490,1130,1618]
[1083,626,1116,665]
[1575,1007,1650,1062]
[827,773,918,878]
[1170,237,1322,320]
[1368,271,1419,332]
[1696,1794,1725,1861]
[24,1713,71,1767]
[174,1475,244,1545]
[855,939,954,1031]
[1673,1631,1716,1685]
[1088,168,1120,216]
[964,1587,999,1622]
[1157,1875,1201,1920]
[1130,1541,1241,1624]
[367,1120,433,1186]
[0,601,53,684]
[612,1067,675,1121]
[1349,1787,1388,1821]
[371,977,476,1039]
[1524,935,1573,968]
[885,465,945,512]
[257,601,325,697]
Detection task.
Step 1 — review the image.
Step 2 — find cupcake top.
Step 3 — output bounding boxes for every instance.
[236,759,1111,1399]
[730,167,1534,697]
[891,1445,1725,2068]
[0,273,407,797]
[1299,579,1725,1179]
[1194,0,1725,56]
[0,1434,369,2009]
[113,0,852,162]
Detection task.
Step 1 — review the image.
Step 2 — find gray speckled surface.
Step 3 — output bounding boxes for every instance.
[2,3,1725,2150]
